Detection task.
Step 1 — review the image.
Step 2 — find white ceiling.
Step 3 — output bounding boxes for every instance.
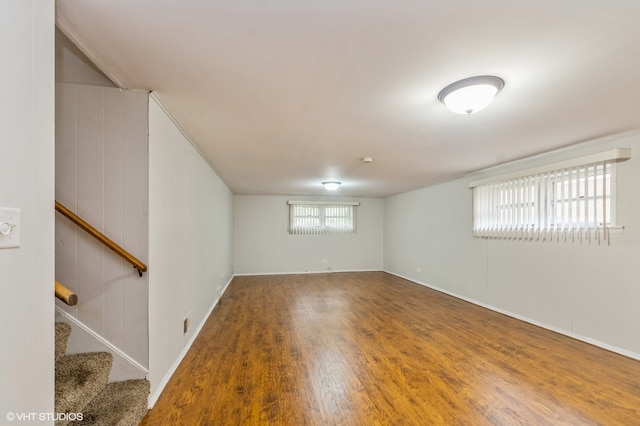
[56,0,640,197]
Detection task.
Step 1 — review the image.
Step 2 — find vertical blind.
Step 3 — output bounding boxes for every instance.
[287,201,359,235]
[469,148,630,244]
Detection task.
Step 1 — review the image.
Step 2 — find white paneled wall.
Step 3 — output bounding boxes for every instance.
[55,83,149,368]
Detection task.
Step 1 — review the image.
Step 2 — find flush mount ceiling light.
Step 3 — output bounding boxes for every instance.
[438,76,504,115]
[322,181,341,191]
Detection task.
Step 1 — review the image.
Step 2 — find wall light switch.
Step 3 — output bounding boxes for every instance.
[0,207,21,249]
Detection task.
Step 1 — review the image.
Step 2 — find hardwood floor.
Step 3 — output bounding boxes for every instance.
[141,272,640,425]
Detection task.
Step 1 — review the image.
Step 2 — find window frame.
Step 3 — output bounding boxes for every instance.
[287,201,359,235]
[469,148,629,242]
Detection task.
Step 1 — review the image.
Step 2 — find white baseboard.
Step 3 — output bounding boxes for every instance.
[147,275,234,408]
[384,270,640,362]
[55,307,149,379]
[233,268,383,277]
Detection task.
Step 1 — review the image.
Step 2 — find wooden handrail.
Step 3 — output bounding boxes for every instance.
[55,200,147,275]
[55,281,78,306]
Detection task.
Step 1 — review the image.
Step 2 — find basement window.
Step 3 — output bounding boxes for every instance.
[469,148,630,243]
[287,201,359,235]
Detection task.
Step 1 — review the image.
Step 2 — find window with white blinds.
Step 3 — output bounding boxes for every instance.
[469,148,630,243]
[287,201,359,235]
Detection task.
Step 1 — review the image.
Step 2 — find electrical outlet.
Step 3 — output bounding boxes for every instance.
[183,313,190,335]
[416,267,422,273]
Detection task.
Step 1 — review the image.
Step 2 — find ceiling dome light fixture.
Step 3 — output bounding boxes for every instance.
[322,181,341,191]
[438,75,504,115]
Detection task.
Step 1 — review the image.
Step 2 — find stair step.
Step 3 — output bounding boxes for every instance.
[55,322,72,361]
[55,352,113,422]
[69,379,150,426]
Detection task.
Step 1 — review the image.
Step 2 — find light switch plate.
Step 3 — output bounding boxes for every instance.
[0,207,21,249]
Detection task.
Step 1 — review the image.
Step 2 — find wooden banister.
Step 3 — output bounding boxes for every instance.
[55,200,147,275]
[55,281,78,306]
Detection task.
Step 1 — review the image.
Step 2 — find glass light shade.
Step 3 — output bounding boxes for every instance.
[438,76,504,115]
[322,181,341,190]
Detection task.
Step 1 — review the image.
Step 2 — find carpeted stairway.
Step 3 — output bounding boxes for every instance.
[55,322,150,426]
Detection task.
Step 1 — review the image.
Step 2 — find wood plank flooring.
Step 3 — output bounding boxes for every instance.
[141,272,640,425]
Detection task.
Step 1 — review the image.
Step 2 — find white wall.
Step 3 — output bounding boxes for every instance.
[234,195,383,274]
[384,132,640,357]
[148,96,234,401]
[55,84,149,369]
[0,0,55,421]
[55,28,115,87]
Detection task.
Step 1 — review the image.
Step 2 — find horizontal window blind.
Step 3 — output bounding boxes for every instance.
[287,201,359,235]
[471,148,630,244]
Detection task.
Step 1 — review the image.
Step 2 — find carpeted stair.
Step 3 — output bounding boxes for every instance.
[55,322,150,426]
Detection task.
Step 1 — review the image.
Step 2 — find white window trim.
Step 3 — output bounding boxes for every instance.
[287,201,361,206]
[287,201,360,235]
[468,148,630,188]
